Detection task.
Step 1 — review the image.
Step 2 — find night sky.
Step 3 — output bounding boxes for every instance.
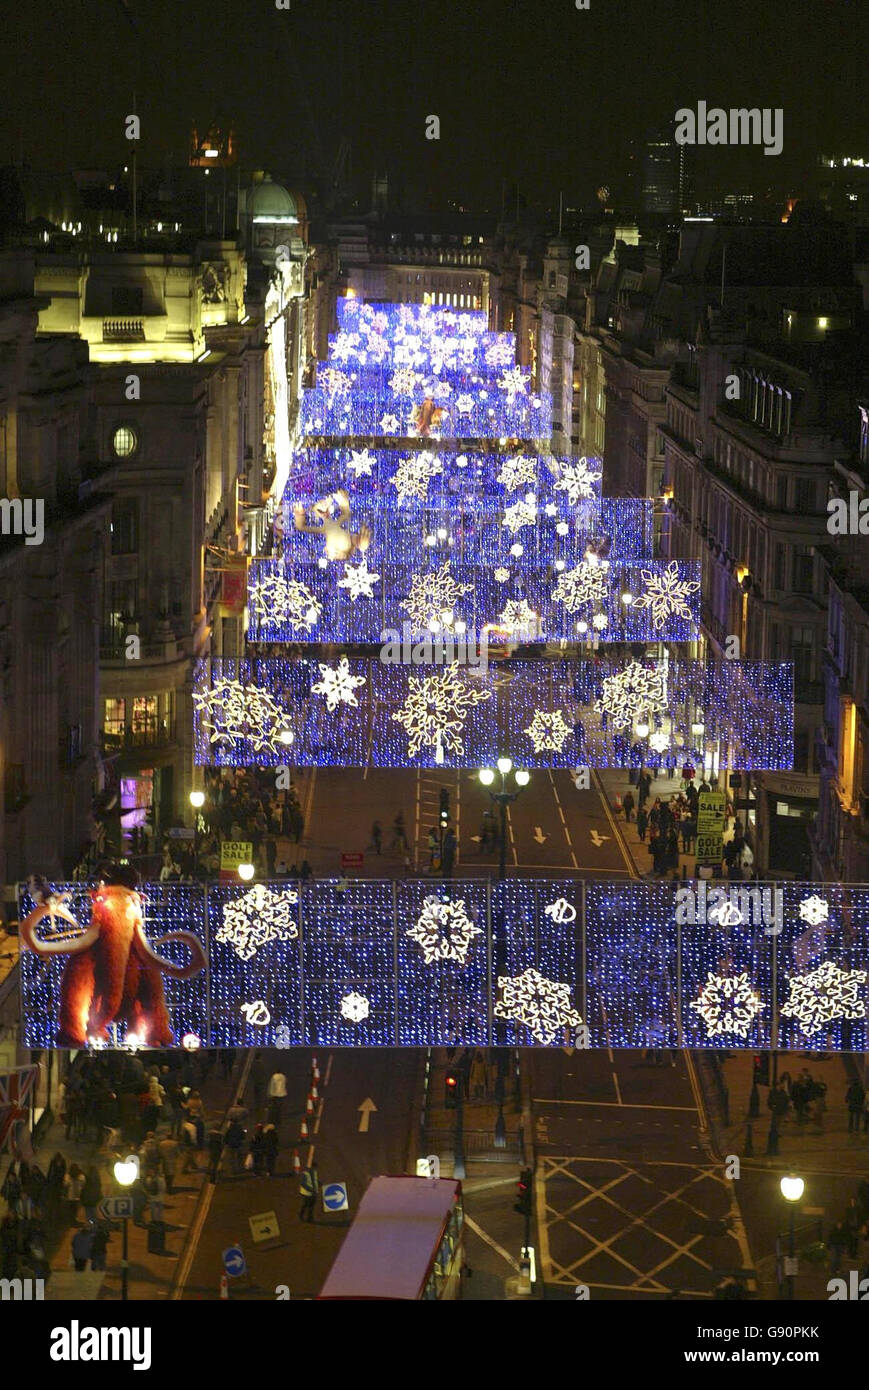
[4,0,865,211]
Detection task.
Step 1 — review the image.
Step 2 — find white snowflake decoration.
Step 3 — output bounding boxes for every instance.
[248,574,321,632]
[217,884,299,961]
[689,972,764,1039]
[799,894,829,927]
[346,448,375,478]
[648,730,670,753]
[553,457,602,505]
[594,661,668,732]
[320,367,350,398]
[498,600,538,637]
[406,897,482,965]
[455,393,475,415]
[591,613,608,631]
[503,499,537,534]
[311,657,367,712]
[340,992,370,1024]
[389,451,444,503]
[389,367,420,395]
[392,665,492,759]
[552,559,609,612]
[631,561,700,630]
[497,366,528,398]
[402,561,473,631]
[524,709,573,752]
[485,340,515,368]
[193,678,293,756]
[380,412,401,433]
[497,454,538,492]
[494,566,511,584]
[337,559,380,601]
[780,959,867,1037]
[495,967,584,1045]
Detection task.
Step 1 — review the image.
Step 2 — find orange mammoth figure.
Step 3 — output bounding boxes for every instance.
[21,868,205,1047]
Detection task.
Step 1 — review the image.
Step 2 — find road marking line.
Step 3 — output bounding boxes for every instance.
[534,1099,696,1110]
[307,1142,314,1166]
[171,1175,215,1299]
[611,1071,622,1105]
[324,1052,334,1087]
[313,1097,325,1134]
[464,1215,520,1271]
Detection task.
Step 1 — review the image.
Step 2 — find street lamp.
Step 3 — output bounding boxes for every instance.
[780,1172,804,1301]
[478,760,532,880]
[238,862,255,882]
[189,790,205,878]
[113,1154,139,1303]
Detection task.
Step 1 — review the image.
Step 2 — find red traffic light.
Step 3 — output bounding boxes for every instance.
[445,1073,458,1087]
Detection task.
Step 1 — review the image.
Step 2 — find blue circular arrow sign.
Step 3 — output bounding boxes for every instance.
[223,1245,246,1276]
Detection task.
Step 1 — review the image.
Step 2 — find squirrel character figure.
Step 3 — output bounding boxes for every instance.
[411,398,446,438]
[292,490,371,562]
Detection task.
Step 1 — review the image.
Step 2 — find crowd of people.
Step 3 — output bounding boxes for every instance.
[618,768,756,880]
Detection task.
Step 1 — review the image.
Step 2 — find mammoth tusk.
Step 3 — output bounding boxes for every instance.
[138,928,206,980]
[19,902,100,956]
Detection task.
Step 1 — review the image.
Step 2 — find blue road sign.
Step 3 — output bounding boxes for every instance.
[98,1197,134,1221]
[223,1245,247,1277]
[322,1182,349,1213]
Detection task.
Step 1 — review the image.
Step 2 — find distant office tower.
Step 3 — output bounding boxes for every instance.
[642,127,685,220]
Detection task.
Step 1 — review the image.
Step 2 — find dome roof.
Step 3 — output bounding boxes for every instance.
[248,177,297,221]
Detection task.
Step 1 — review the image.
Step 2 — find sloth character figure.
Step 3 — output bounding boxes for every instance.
[292,489,372,562]
[20,862,205,1047]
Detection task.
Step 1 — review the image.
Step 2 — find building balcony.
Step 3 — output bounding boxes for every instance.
[102,318,146,341]
[101,722,176,755]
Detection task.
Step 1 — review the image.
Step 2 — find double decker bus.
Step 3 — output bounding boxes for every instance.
[318,1175,464,1300]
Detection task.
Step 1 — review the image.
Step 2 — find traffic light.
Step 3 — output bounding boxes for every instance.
[752,1054,770,1086]
[514,1167,532,1217]
[439,787,450,827]
[444,1070,459,1109]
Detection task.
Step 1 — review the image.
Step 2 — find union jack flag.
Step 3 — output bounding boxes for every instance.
[0,1066,39,1153]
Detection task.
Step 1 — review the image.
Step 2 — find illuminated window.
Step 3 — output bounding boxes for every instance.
[113,426,138,458]
[103,698,126,739]
[132,695,158,743]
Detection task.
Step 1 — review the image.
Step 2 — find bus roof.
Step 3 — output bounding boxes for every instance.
[318,1176,461,1300]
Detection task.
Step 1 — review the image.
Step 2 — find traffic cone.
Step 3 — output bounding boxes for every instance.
[310,1082,319,1100]
[300,1117,309,1139]
[292,1149,301,1176]
[312,1057,320,1082]
[220,1275,229,1300]
[306,1093,314,1114]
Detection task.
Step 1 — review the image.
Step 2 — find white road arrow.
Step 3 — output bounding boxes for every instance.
[590,829,610,847]
[533,826,548,844]
[358,1098,377,1133]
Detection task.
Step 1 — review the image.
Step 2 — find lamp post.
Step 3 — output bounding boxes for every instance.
[189,789,205,878]
[238,861,255,883]
[478,760,531,881]
[113,1154,139,1302]
[780,1173,804,1301]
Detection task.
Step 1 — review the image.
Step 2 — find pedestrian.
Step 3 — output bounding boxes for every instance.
[250,1124,266,1176]
[206,1127,223,1182]
[300,859,314,881]
[390,813,408,854]
[183,1090,205,1149]
[469,1051,487,1100]
[681,815,696,855]
[219,1049,236,1083]
[90,1224,110,1273]
[622,790,635,823]
[441,827,456,879]
[80,1166,102,1226]
[846,1078,865,1133]
[64,1163,85,1225]
[180,1121,200,1173]
[371,821,382,855]
[262,1123,280,1177]
[71,1226,94,1272]
[268,1069,288,1127]
[427,826,439,870]
[224,1118,247,1175]
[146,1170,167,1224]
[0,1214,18,1279]
[227,1094,247,1125]
[158,1134,179,1193]
[299,1161,319,1222]
[828,1219,848,1275]
[767,1080,790,1121]
[636,807,648,841]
